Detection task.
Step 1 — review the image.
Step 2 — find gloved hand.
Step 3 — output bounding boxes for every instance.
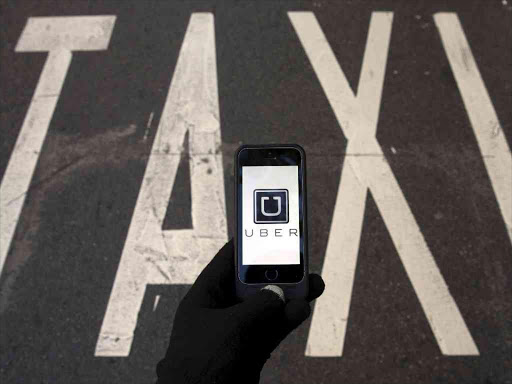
[156,238,325,384]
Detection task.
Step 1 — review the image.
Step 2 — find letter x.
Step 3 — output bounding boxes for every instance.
[289,12,478,356]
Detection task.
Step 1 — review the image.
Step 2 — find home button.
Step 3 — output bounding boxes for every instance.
[265,269,278,281]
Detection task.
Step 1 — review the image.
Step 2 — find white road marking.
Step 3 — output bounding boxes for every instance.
[0,16,116,276]
[153,295,161,312]
[435,13,512,245]
[144,111,154,141]
[289,11,479,356]
[95,13,227,357]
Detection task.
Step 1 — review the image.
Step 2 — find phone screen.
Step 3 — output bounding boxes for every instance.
[236,146,306,285]
[242,165,300,265]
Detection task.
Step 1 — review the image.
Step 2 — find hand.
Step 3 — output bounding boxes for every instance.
[156,238,325,384]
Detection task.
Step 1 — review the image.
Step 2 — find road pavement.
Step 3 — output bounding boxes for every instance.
[1,1,511,383]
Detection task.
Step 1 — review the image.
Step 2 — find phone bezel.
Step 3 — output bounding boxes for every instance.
[236,145,306,284]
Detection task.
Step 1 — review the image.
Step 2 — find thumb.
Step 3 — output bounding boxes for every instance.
[283,299,311,330]
[234,285,285,333]
[262,299,311,353]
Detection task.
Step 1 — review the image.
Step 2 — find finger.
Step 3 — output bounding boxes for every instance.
[306,273,325,302]
[276,274,325,342]
[284,299,311,329]
[264,274,324,351]
[261,298,311,353]
[277,274,324,339]
[234,286,285,335]
[184,239,236,307]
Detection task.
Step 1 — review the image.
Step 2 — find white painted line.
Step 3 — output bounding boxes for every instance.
[15,16,116,52]
[299,11,390,358]
[305,156,368,357]
[153,295,161,312]
[95,13,227,357]
[435,13,512,245]
[290,11,479,356]
[0,16,116,276]
[143,111,154,141]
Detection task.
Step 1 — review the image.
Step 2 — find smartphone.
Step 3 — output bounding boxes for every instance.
[234,144,308,300]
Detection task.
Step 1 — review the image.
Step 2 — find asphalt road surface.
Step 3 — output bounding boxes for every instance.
[1,1,511,383]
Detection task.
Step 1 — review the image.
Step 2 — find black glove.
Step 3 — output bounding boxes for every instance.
[156,238,325,384]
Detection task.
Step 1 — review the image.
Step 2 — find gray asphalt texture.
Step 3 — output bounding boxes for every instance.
[1,1,511,383]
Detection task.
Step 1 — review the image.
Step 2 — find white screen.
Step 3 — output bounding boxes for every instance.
[242,165,300,265]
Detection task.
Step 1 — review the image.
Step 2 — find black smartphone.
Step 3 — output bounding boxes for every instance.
[234,144,308,300]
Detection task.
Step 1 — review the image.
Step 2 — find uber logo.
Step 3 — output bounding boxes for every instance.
[254,189,289,224]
